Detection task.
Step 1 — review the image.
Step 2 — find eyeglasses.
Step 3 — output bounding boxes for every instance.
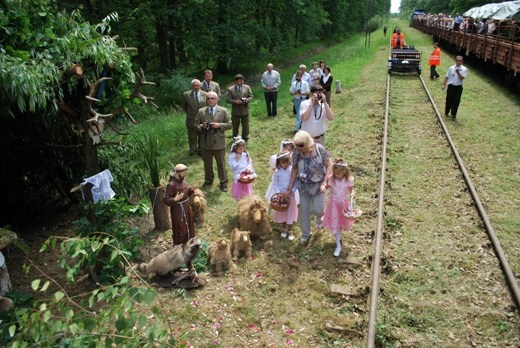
[206,97,217,100]
[295,143,305,148]
[456,59,462,61]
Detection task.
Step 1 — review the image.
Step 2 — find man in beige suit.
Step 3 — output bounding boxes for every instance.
[201,69,221,97]
[196,92,232,192]
[226,74,253,142]
[182,79,207,156]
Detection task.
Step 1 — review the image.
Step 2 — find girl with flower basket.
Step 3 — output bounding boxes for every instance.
[228,136,256,201]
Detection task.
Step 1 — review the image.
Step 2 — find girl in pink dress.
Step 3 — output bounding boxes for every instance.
[322,159,355,257]
[270,151,298,240]
[228,136,255,201]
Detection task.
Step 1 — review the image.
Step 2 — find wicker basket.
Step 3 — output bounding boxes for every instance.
[343,207,363,220]
[238,175,255,184]
[238,169,256,184]
[270,193,290,212]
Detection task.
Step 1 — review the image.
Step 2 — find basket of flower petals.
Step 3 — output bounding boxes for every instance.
[343,197,362,220]
[343,207,363,220]
[238,167,256,184]
[270,193,290,212]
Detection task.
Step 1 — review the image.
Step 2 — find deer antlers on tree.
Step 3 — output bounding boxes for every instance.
[59,65,157,144]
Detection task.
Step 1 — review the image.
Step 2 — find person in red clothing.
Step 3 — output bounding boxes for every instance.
[429,42,441,80]
[391,29,406,48]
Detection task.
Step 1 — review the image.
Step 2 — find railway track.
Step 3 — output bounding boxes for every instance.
[364,73,520,346]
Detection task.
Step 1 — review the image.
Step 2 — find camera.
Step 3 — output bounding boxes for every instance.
[241,97,247,103]
[204,122,213,131]
[297,89,301,94]
[317,92,323,100]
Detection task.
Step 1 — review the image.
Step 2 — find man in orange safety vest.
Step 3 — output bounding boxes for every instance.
[429,42,441,79]
[391,29,405,48]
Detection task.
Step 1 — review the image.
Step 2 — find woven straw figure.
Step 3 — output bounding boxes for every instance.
[237,195,272,239]
[207,238,236,275]
[230,228,253,261]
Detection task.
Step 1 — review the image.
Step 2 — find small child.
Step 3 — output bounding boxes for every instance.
[228,136,255,201]
[266,138,297,210]
[322,159,355,257]
[269,151,298,240]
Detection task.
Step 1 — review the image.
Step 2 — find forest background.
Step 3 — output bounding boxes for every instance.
[0,0,496,227]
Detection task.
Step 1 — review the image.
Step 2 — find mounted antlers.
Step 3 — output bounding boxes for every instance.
[130,68,158,109]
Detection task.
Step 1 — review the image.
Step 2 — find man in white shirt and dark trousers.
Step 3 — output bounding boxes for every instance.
[261,63,281,118]
[299,85,334,145]
[442,55,468,120]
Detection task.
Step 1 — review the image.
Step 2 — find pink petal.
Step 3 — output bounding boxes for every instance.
[286,338,293,345]
[285,329,295,334]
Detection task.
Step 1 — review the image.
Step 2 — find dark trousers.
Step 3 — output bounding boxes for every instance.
[232,114,249,141]
[187,126,200,155]
[445,84,463,117]
[430,65,440,79]
[201,149,228,185]
[264,91,278,117]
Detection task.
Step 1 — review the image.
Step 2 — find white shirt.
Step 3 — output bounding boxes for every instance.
[272,166,292,193]
[228,152,253,182]
[445,64,467,86]
[290,80,310,100]
[299,99,328,137]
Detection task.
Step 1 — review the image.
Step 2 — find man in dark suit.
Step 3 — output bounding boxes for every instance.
[181,79,207,156]
[226,74,253,142]
[196,92,233,192]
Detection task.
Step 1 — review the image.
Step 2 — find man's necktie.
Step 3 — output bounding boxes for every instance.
[194,92,198,102]
[209,108,214,116]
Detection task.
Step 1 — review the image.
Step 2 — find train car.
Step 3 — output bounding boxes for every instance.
[411,3,520,89]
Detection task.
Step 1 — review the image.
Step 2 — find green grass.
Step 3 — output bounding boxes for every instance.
[62,18,520,347]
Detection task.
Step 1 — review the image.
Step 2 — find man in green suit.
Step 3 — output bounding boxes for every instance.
[182,79,207,156]
[227,74,253,142]
[196,92,233,192]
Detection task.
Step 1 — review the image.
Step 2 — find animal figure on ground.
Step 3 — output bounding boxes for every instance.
[230,228,253,261]
[207,238,236,275]
[237,194,272,239]
[190,188,207,227]
[139,237,201,278]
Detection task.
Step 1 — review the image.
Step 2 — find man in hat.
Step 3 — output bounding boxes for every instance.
[196,91,233,192]
[227,74,253,142]
[164,164,196,245]
[299,85,334,145]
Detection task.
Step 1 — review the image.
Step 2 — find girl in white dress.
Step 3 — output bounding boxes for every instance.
[228,136,255,201]
[269,152,299,240]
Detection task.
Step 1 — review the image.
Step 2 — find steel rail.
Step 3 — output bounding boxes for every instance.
[366,74,520,347]
[366,74,391,348]
[417,75,520,311]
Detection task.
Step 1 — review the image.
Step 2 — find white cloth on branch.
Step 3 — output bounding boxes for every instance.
[81,169,116,203]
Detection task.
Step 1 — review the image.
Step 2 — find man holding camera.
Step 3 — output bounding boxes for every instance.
[442,55,467,120]
[227,74,253,142]
[299,85,334,145]
[290,71,311,133]
[196,92,233,192]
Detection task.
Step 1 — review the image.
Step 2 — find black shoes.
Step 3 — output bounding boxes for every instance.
[220,184,228,192]
[203,182,213,187]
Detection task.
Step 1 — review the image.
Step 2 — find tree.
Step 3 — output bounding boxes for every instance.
[0,0,156,224]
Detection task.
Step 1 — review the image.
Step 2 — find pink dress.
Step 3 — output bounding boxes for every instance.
[229,152,255,201]
[271,166,298,225]
[323,176,355,232]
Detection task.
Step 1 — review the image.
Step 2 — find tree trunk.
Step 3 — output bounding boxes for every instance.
[156,15,170,72]
[148,186,171,231]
